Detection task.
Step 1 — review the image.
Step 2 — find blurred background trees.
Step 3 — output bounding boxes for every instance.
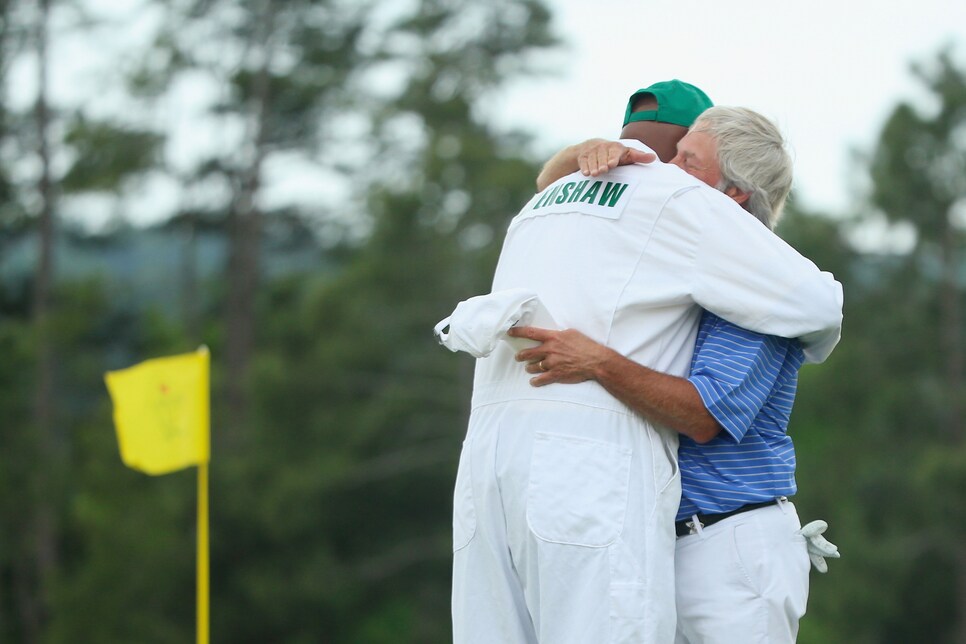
[0,0,963,642]
[782,50,966,644]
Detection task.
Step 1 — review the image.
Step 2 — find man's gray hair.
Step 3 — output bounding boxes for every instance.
[691,106,793,229]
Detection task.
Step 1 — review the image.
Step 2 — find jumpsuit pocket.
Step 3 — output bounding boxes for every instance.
[452,439,476,552]
[526,432,632,547]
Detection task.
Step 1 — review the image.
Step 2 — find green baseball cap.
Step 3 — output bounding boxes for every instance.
[622,80,713,128]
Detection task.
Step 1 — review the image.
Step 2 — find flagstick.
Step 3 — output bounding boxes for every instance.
[197,461,209,644]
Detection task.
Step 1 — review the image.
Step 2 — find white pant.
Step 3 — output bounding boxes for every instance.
[452,399,681,644]
[673,500,811,644]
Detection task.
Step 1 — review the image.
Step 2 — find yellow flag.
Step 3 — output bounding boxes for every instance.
[105,347,210,475]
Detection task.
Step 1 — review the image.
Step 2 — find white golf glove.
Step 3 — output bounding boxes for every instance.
[798,520,840,573]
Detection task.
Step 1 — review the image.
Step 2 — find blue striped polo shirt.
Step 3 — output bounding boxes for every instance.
[676,310,805,522]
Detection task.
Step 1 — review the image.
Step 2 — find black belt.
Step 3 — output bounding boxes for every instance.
[675,499,783,537]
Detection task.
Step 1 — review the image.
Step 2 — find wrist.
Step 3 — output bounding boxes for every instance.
[591,345,624,384]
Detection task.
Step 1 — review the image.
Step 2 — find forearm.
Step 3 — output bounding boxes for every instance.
[592,348,722,443]
[536,138,655,192]
[511,326,722,442]
[536,144,583,191]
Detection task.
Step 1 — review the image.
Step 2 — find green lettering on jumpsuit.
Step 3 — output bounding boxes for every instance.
[579,181,602,204]
[598,182,629,207]
[531,180,628,210]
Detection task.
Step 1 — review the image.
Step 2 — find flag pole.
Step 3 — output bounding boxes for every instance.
[197,344,210,644]
[197,461,209,644]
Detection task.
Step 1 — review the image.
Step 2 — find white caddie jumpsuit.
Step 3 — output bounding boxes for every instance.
[451,141,843,644]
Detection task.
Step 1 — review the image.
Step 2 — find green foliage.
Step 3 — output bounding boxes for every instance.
[870,49,966,243]
[782,50,966,643]
[0,0,557,641]
[1,0,962,641]
[60,117,164,194]
[0,319,37,643]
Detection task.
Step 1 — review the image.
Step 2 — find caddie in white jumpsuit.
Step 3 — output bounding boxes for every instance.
[448,142,842,643]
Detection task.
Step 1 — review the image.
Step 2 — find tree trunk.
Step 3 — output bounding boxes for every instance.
[181,206,201,344]
[28,0,58,639]
[223,1,276,444]
[32,0,55,437]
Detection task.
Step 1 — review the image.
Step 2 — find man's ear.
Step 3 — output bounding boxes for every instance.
[724,185,751,206]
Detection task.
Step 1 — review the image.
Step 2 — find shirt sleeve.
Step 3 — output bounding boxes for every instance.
[686,314,797,443]
[667,186,844,364]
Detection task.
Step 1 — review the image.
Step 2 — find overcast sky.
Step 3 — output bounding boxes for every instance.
[487,0,966,216]
[13,0,966,231]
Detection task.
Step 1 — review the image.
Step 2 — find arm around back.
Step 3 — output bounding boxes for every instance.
[674,186,844,363]
[508,326,723,443]
[536,139,657,191]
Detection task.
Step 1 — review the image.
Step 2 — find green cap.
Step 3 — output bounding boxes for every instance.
[622,80,713,128]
